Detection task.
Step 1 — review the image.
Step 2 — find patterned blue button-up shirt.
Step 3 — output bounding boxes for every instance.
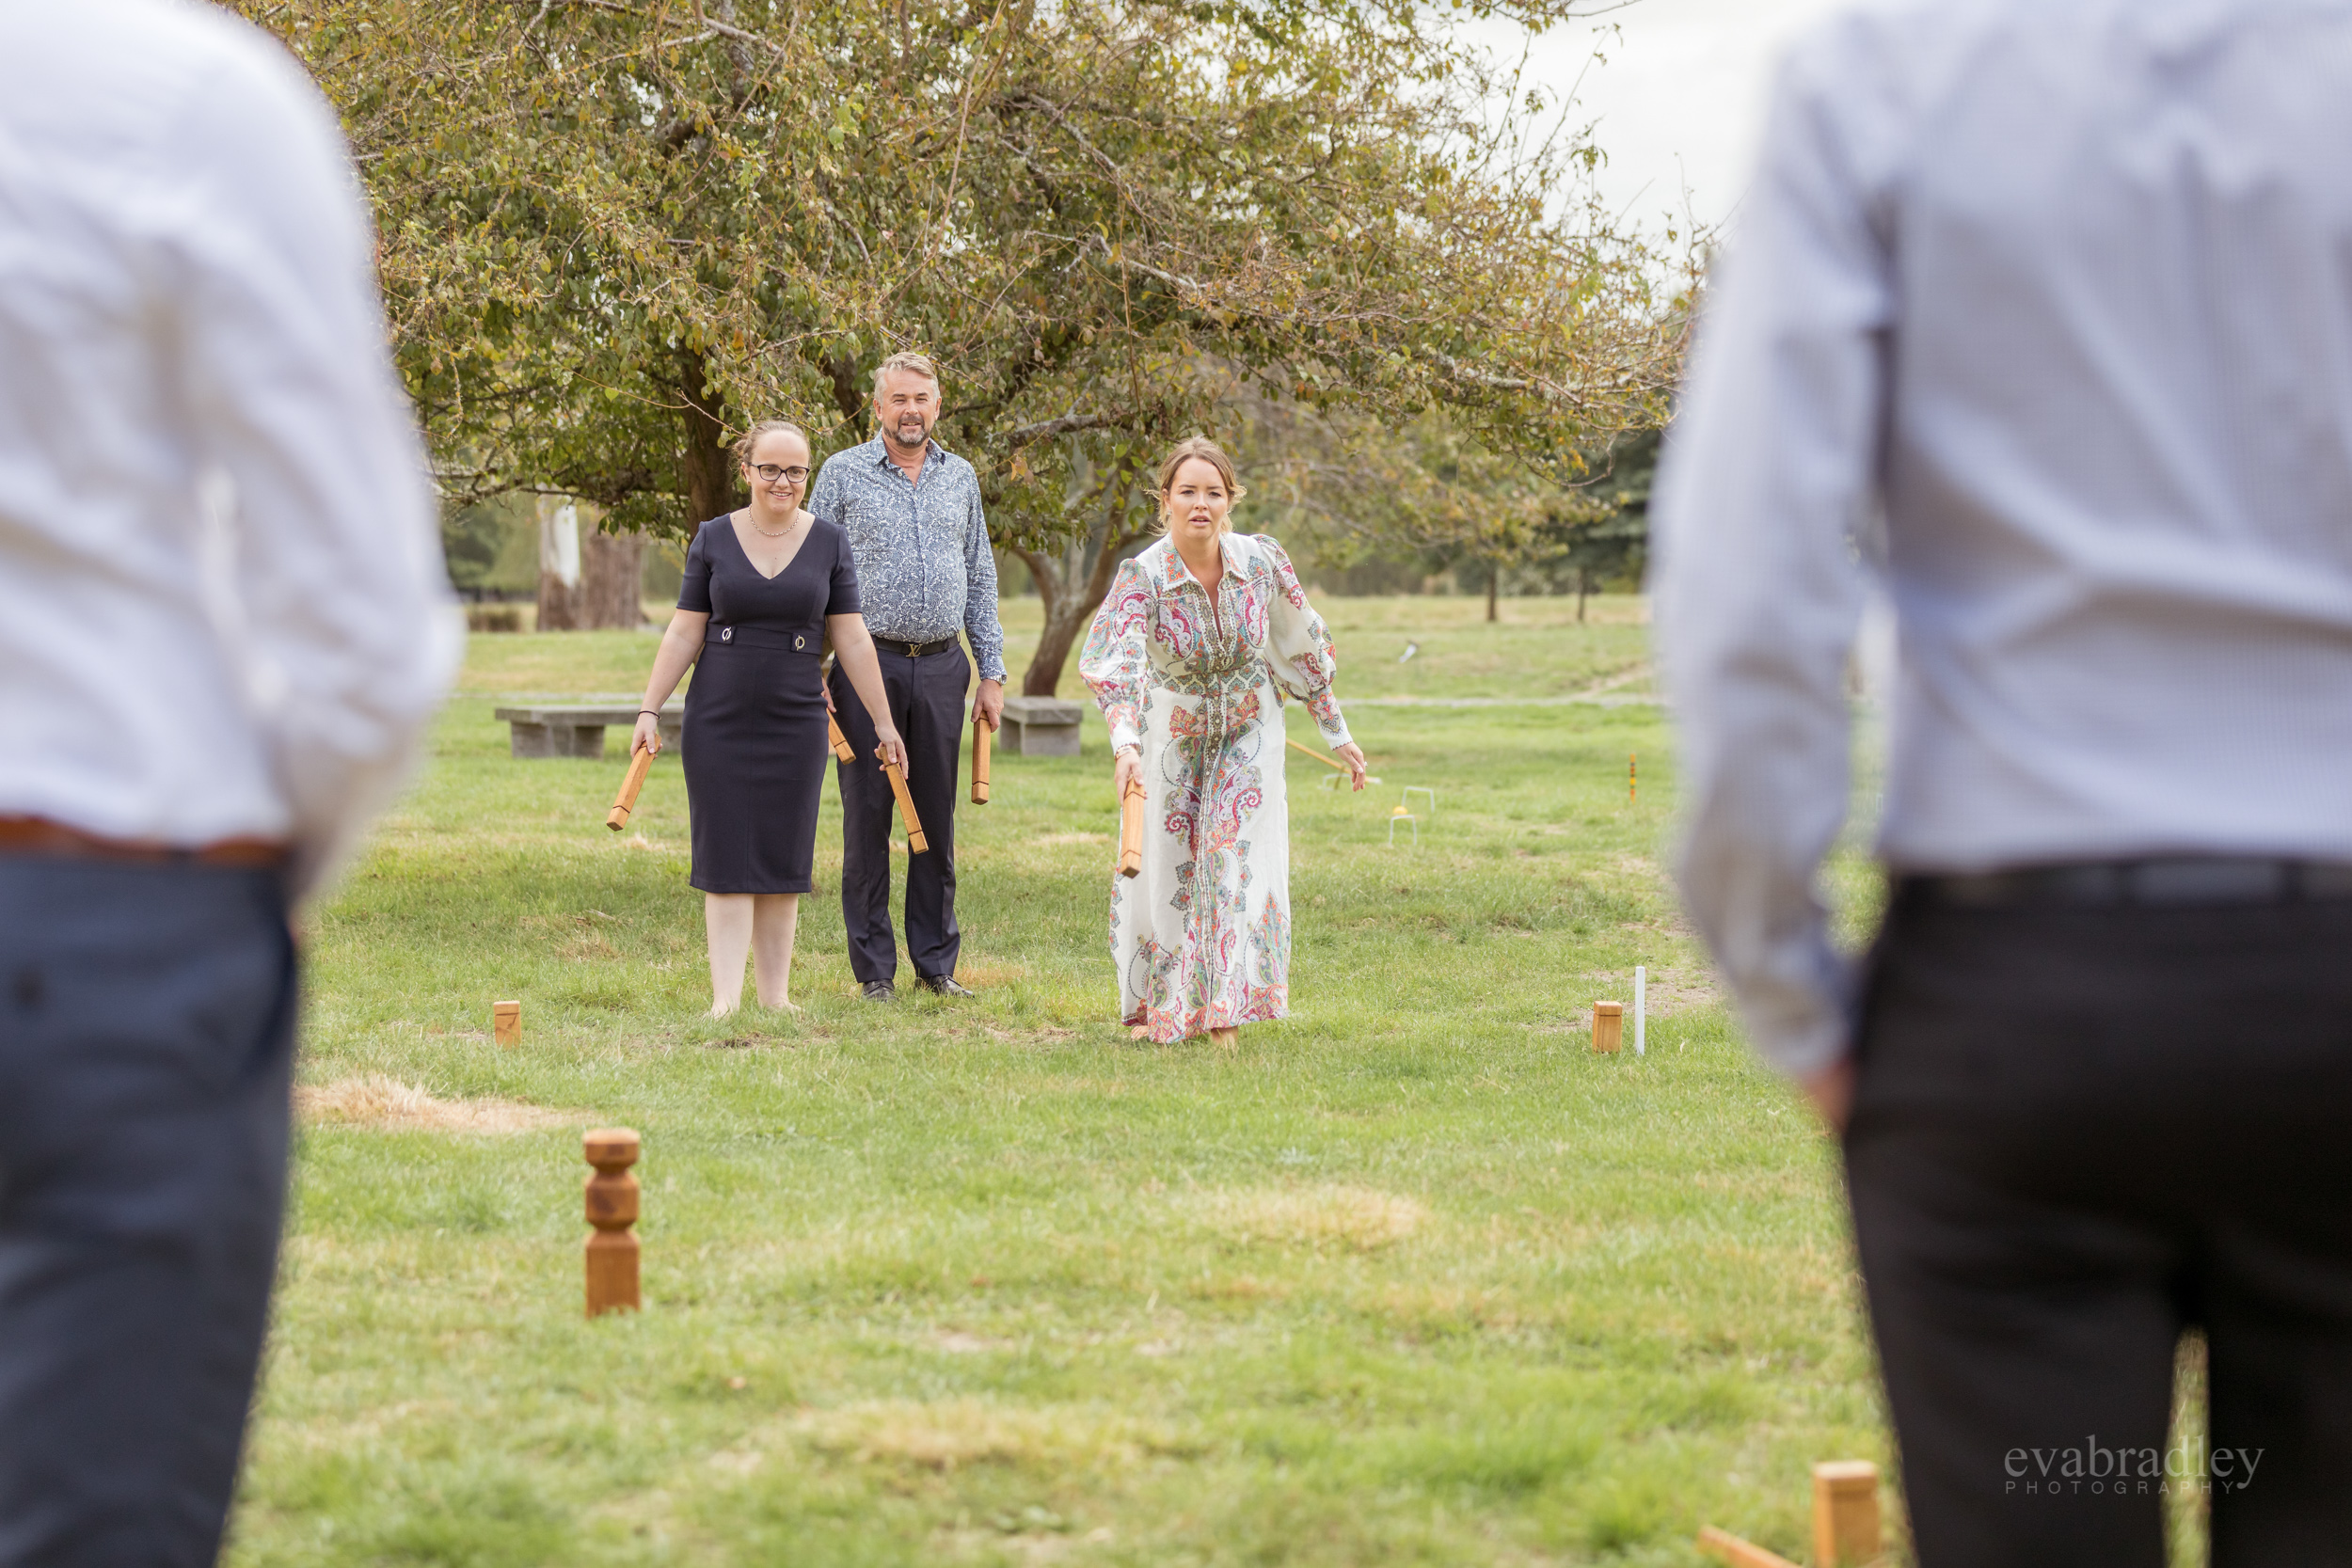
[808,436,1008,682]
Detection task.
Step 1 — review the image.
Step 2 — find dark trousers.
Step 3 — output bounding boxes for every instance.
[829,642,967,983]
[1847,886,2352,1567]
[0,856,295,1568]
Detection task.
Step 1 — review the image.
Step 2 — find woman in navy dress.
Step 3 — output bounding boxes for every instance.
[633,420,906,1014]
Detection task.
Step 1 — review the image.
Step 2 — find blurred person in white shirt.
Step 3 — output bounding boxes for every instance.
[1657,0,2352,1560]
[0,1,453,1560]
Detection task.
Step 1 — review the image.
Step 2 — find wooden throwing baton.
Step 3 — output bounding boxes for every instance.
[825,712,857,764]
[1284,736,1346,770]
[605,735,660,831]
[875,745,929,854]
[1693,1528,1802,1568]
[971,713,993,805]
[1118,776,1146,879]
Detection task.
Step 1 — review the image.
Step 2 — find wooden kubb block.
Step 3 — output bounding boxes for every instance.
[493,1001,521,1047]
[584,1128,642,1317]
[1812,1460,1882,1566]
[1592,1000,1624,1053]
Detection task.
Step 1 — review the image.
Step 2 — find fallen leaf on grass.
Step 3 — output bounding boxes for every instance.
[296,1075,580,1134]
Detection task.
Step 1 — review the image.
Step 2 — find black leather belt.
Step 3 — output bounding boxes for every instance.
[1907,857,2352,909]
[877,636,961,658]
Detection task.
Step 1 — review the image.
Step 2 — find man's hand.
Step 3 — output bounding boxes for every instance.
[972,678,1004,731]
[1803,1057,1857,1133]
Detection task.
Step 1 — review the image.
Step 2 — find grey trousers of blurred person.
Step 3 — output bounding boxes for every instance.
[0,856,295,1568]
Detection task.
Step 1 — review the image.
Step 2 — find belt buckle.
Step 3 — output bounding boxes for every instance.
[904,641,923,657]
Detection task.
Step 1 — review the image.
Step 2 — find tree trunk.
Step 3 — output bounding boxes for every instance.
[675,345,737,528]
[1486,560,1499,623]
[1577,564,1590,623]
[1011,463,1146,696]
[536,498,645,629]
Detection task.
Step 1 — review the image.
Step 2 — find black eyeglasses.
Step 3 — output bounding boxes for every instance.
[750,464,810,484]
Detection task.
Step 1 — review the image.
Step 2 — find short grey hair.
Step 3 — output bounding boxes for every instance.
[871,351,942,399]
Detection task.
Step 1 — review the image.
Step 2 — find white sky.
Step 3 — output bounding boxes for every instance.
[1488,0,1854,234]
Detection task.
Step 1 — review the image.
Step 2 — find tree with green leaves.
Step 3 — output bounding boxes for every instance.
[238,0,1685,687]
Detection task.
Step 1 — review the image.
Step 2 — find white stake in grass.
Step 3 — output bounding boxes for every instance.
[1634,966,1646,1055]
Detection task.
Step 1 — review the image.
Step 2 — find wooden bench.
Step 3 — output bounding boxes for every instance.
[494,703,683,760]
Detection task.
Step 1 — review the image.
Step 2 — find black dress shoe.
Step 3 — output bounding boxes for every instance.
[918,974,975,997]
[862,979,896,1002]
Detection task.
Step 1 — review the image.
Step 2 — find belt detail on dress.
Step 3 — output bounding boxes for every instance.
[0,816,290,870]
[878,636,960,658]
[1906,857,2352,909]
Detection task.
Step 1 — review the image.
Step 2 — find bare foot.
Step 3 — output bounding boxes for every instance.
[709,998,741,1019]
[1210,1026,1238,1051]
[759,998,803,1015]
[1128,1024,1150,1040]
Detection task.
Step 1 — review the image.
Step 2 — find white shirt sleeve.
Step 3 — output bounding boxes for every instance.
[1650,38,1896,1079]
[165,43,459,900]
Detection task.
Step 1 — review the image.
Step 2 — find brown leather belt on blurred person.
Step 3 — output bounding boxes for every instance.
[0,816,289,870]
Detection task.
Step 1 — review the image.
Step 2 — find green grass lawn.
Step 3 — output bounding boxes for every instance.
[234,593,1896,1568]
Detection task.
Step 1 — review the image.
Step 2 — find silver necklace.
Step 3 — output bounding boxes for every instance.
[751,512,799,538]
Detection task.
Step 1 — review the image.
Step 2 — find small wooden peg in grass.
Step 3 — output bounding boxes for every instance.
[971,712,993,804]
[1118,776,1147,878]
[583,1128,642,1317]
[492,1000,521,1047]
[605,735,658,831]
[1593,1000,1624,1053]
[1812,1461,1883,1566]
[1696,1527,1803,1568]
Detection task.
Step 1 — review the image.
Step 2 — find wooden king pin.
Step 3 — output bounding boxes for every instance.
[583,1129,642,1317]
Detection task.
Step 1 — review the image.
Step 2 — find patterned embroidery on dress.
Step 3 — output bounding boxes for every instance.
[1241,895,1291,1021]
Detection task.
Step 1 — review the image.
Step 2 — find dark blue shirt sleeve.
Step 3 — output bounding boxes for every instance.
[676,523,713,612]
[825,525,862,616]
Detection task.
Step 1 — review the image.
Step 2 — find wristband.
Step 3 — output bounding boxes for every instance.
[639,709,659,717]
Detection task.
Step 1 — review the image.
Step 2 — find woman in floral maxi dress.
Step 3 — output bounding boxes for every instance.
[1079,437,1369,1045]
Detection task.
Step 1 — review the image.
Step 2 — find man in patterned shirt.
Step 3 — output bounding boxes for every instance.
[811,352,1008,1000]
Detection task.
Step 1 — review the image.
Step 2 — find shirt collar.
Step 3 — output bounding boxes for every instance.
[1155,531,1233,590]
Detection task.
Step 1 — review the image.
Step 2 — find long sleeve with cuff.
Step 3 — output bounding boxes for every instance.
[1649,28,1891,1080]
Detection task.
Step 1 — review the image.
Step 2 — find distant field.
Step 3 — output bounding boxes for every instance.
[232,595,1908,1568]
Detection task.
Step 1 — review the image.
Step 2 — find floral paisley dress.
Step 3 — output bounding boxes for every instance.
[1078,533,1353,1042]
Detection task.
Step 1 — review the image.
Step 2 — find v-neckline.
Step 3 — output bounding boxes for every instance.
[1170,536,1229,634]
[729,511,813,581]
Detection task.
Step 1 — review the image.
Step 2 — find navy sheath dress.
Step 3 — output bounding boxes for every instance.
[677,514,862,895]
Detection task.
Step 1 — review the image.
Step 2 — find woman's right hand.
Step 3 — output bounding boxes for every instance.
[631,712,663,756]
[1113,746,1143,799]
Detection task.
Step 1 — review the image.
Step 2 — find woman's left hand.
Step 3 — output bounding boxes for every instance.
[1335,742,1368,792]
